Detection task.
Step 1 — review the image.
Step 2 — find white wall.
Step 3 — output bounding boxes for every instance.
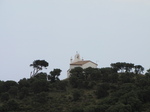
[70,65,82,69]
[82,62,97,69]
[67,62,97,78]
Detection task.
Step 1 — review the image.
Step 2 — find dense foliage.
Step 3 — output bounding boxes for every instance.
[0,62,150,112]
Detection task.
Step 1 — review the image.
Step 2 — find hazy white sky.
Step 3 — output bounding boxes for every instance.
[0,0,150,81]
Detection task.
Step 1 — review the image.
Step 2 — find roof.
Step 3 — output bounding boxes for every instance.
[70,60,98,65]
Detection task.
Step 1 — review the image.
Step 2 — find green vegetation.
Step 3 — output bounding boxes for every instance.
[0,61,150,112]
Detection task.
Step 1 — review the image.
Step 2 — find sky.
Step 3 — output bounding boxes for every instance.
[0,0,150,81]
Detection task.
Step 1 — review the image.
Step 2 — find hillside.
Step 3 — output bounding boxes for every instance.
[0,62,150,112]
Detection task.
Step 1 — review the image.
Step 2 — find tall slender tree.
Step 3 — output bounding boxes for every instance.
[30,60,49,77]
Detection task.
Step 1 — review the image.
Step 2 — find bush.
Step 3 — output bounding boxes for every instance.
[1,92,9,102]
[72,90,81,101]
[31,79,49,93]
[1,99,19,111]
[33,92,49,104]
[71,107,84,112]
[106,103,132,112]
[95,84,109,99]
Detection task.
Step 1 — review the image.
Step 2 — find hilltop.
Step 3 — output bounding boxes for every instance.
[0,62,150,112]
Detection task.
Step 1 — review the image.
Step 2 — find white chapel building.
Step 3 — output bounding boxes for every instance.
[67,52,98,77]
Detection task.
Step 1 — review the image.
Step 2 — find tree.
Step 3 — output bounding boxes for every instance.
[106,103,132,112]
[145,69,150,83]
[134,65,144,74]
[120,91,142,111]
[31,79,49,93]
[69,67,87,88]
[34,72,48,80]
[95,83,109,99]
[125,63,134,73]
[8,86,18,97]
[72,90,81,101]
[111,62,134,73]
[0,81,4,94]
[84,67,101,81]
[100,67,114,82]
[138,87,150,102]
[71,108,84,112]
[19,87,29,99]
[18,78,30,89]
[70,67,84,79]
[30,60,49,77]
[111,63,122,72]
[84,67,94,80]
[69,76,79,88]
[145,68,150,75]
[119,73,134,83]
[109,73,119,83]
[48,69,61,82]
[2,99,19,111]
[33,92,49,104]
[1,92,9,102]
[1,81,18,92]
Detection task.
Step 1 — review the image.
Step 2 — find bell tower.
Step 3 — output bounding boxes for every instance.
[73,52,81,63]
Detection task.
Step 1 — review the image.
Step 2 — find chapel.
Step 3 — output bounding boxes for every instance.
[67,52,98,77]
